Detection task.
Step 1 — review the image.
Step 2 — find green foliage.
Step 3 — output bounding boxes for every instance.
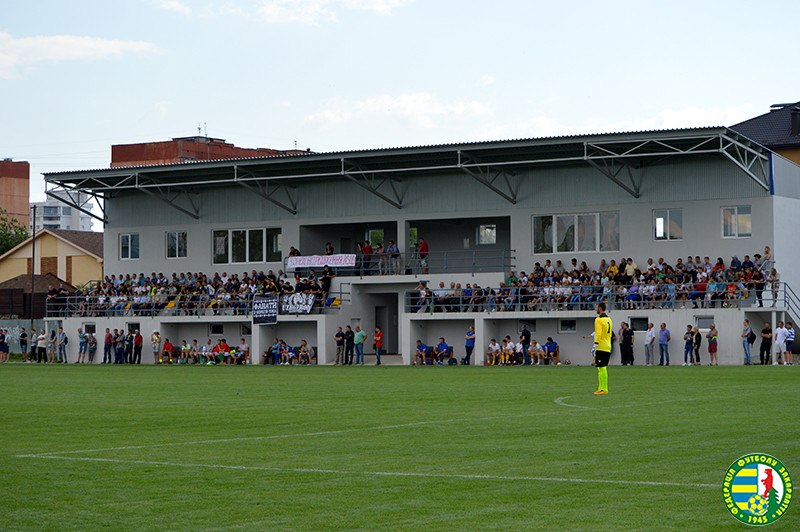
[1,366,798,530]
[767,486,781,514]
[0,206,29,255]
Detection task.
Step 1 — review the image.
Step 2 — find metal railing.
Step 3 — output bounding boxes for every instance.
[404,281,793,314]
[46,287,351,318]
[285,249,515,278]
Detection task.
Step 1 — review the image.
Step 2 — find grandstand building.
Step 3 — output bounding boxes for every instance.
[44,126,800,365]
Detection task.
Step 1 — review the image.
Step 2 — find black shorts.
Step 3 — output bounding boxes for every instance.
[595,350,611,367]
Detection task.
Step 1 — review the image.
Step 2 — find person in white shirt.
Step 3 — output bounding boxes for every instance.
[774,321,788,365]
[486,339,501,366]
[644,322,657,366]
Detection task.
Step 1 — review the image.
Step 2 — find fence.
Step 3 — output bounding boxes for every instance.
[404,281,792,314]
[47,286,351,319]
[285,249,515,278]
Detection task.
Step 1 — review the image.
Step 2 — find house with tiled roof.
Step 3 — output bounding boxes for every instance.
[731,101,800,165]
[0,228,103,286]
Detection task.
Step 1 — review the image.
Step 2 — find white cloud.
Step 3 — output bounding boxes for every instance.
[306,92,492,129]
[0,32,160,79]
[154,0,193,15]
[153,0,413,24]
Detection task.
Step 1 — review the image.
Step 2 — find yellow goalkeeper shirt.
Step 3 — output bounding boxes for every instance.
[594,313,613,352]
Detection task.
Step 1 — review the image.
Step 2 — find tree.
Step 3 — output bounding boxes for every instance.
[766,487,780,516]
[0,207,29,255]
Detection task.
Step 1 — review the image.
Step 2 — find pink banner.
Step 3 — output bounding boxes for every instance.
[286,254,356,269]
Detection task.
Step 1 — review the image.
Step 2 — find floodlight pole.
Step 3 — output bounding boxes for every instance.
[30,204,36,339]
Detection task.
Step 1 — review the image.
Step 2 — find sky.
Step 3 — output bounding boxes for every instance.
[2,0,799,219]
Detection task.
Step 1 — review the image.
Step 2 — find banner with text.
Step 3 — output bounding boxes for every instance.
[286,254,356,269]
[252,294,279,324]
[280,293,316,315]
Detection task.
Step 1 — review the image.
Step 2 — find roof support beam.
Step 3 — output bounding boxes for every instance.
[135,173,200,219]
[585,157,642,199]
[341,159,403,209]
[45,188,107,224]
[458,151,518,204]
[235,166,297,214]
[719,134,770,191]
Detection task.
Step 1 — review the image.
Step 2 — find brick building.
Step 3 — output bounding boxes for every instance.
[0,158,30,227]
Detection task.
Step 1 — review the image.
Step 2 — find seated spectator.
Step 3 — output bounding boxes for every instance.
[297,339,315,365]
[530,340,544,365]
[486,338,501,366]
[543,337,559,365]
[433,337,451,365]
[213,338,231,364]
[414,339,431,365]
[231,338,250,365]
[263,338,280,365]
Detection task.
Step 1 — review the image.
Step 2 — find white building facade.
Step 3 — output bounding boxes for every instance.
[31,190,93,232]
[44,127,800,365]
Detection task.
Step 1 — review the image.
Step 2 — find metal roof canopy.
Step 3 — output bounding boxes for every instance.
[44,127,771,223]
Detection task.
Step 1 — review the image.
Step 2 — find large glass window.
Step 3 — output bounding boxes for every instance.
[120,233,139,260]
[533,212,619,254]
[166,231,187,259]
[42,206,59,217]
[477,224,497,245]
[722,206,751,238]
[213,228,281,264]
[653,209,682,241]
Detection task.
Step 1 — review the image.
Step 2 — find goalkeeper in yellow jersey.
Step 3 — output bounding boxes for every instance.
[593,302,612,395]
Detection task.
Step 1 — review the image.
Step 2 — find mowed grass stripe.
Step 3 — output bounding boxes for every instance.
[1,365,798,531]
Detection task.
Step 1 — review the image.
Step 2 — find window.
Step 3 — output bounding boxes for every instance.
[409,227,418,248]
[722,206,751,238]
[477,224,497,245]
[42,206,59,217]
[696,316,714,329]
[82,323,96,334]
[559,319,577,333]
[213,228,281,264]
[518,319,536,333]
[43,224,59,229]
[653,209,682,241]
[120,233,139,260]
[126,322,140,334]
[367,228,384,247]
[241,323,252,336]
[62,206,72,215]
[209,323,224,336]
[629,318,649,332]
[533,212,619,254]
[166,231,187,258]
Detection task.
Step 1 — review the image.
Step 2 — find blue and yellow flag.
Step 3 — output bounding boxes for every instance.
[731,465,760,511]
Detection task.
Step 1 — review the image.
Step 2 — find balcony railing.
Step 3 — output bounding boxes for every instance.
[46,287,351,318]
[285,249,515,279]
[404,282,792,313]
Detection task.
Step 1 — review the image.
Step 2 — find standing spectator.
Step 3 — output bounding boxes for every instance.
[751,267,765,307]
[785,322,794,365]
[619,322,634,365]
[102,328,113,364]
[36,329,47,363]
[463,325,475,365]
[759,322,772,365]
[373,327,383,365]
[353,326,366,365]
[767,268,780,307]
[47,331,56,363]
[333,327,345,365]
[87,332,97,363]
[57,327,68,363]
[324,242,334,255]
[519,325,531,365]
[344,325,355,365]
[77,328,87,364]
[658,323,671,366]
[151,330,162,364]
[682,325,693,366]
[417,237,429,274]
[133,329,143,364]
[644,322,656,366]
[361,241,373,276]
[386,240,400,274]
[0,329,7,363]
[375,243,388,275]
[706,323,718,366]
[741,319,753,365]
[124,329,134,364]
[774,321,788,366]
[19,328,28,363]
[693,326,702,365]
[114,328,125,364]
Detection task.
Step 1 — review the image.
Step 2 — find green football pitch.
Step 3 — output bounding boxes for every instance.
[1,365,797,531]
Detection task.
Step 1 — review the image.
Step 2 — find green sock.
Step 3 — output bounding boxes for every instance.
[599,366,608,392]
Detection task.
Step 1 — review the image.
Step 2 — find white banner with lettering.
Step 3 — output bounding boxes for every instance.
[286,254,356,269]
